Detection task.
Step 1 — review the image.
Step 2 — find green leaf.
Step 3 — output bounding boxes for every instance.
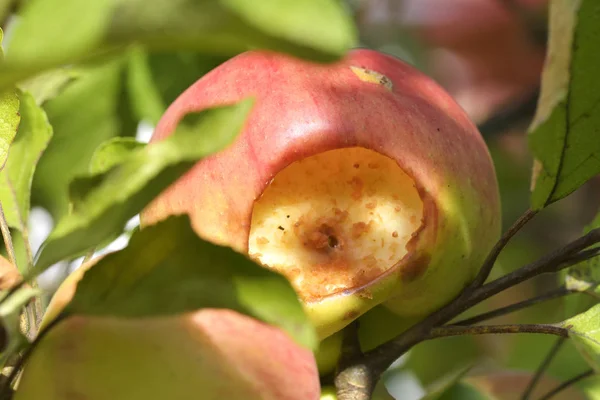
[126,49,225,125]
[89,137,145,175]
[221,0,356,56]
[0,89,19,171]
[0,0,356,89]
[0,90,52,231]
[529,0,600,209]
[32,57,137,220]
[34,98,254,274]
[63,215,316,349]
[566,211,600,294]
[126,48,166,125]
[5,0,115,67]
[19,68,79,106]
[561,303,600,372]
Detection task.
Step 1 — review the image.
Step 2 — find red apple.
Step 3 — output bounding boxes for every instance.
[14,257,321,400]
[141,49,501,338]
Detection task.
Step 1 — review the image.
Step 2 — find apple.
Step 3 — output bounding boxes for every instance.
[141,49,501,339]
[14,257,321,400]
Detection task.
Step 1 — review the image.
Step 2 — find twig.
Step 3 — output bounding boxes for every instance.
[0,203,16,267]
[17,227,42,341]
[537,369,595,400]
[452,287,573,326]
[557,247,600,270]
[358,228,600,381]
[427,324,569,340]
[334,322,374,400]
[470,228,600,304]
[468,208,538,291]
[521,337,567,400]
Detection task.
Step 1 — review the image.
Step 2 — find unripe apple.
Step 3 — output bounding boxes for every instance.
[141,49,501,338]
[14,258,321,400]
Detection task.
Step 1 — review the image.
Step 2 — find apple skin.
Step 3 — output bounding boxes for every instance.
[14,258,321,400]
[141,49,501,338]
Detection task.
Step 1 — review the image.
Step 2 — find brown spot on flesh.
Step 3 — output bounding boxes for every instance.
[344,310,360,320]
[351,222,370,239]
[256,236,270,245]
[365,201,377,209]
[347,176,363,200]
[401,253,431,282]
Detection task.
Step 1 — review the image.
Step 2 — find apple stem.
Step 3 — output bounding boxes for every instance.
[334,321,375,400]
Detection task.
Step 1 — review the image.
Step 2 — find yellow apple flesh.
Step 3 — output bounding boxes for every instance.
[249,147,423,303]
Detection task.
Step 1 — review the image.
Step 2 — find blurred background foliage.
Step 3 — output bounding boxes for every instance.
[1,0,599,398]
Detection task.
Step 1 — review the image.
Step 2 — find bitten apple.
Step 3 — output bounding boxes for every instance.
[141,49,501,338]
[14,258,321,400]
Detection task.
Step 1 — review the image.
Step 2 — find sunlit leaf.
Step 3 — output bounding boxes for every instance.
[63,215,316,348]
[0,0,356,89]
[529,0,600,209]
[34,98,253,273]
[561,304,600,372]
[19,68,78,106]
[88,137,145,175]
[6,0,115,67]
[32,57,137,220]
[126,49,224,124]
[566,211,600,294]
[0,89,19,170]
[0,90,52,231]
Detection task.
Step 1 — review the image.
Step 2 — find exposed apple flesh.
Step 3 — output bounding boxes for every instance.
[249,147,423,301]
[14,258,321,400]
